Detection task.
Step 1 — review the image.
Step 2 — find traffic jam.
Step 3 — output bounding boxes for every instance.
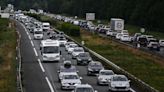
[14,13,134,92]
[51,14,164,53]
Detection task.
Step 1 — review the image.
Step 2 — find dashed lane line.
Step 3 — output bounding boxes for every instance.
[45,77,55,92]
[38,59,45,72]
[33,48,38,57]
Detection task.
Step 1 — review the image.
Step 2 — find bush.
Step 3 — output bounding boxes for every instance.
[59,23,80,37]
[26,13,41,20]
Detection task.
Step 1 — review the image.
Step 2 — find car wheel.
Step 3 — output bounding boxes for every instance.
[77,62,80,65]
[60,86,63,90]
[87,71,90,76]
[97,81,100,85]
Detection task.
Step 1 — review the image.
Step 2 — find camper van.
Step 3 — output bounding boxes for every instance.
[42,22,50,31]
[40,39,60,62]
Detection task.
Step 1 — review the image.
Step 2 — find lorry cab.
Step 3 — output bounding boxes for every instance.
[40,39,60,62]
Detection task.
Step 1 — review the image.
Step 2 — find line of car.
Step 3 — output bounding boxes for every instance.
[15,13,132,92]
[51,14,164,52]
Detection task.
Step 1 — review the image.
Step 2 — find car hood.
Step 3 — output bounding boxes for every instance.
[111,81,130,87]
[99,75,113,80]
[61,79,81,84]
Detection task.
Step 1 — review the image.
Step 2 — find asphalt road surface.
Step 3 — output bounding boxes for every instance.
[15,20,138,92]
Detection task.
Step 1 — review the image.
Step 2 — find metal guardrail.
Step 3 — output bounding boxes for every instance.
[16,30,24,92]
[53,28,159,92]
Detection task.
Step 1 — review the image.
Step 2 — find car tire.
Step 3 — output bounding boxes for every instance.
[97,81,100,85]
[60,86,63,90]
[87,71,90,76]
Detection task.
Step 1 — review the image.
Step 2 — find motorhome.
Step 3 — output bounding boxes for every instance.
[42,22,50,31]
[40,39,60,62]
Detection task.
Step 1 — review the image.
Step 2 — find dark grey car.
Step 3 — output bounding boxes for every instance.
[76,52,92,65]
[87,61,104,76]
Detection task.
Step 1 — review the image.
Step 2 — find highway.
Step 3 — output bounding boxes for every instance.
[15,19,138,92]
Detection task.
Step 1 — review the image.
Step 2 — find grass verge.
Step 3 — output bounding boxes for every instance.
[0,18,17,92]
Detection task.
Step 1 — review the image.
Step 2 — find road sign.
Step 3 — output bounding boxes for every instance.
[86,13,95,20]
[140,28,145,33]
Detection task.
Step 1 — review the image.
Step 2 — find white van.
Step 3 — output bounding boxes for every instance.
[42,22,50,31]
[40,39,60,62]
[33,28,43,40]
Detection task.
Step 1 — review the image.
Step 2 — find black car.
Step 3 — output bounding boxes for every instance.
[136,36,148,47]
[87,61,104,76]
[76,52,92,65]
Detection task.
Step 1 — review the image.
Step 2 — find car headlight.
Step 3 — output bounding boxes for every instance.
[78,58,82,61]
[43,55,47,58]
[56,55,60,57]
[98,78,103,80]
[126,83,130,87]
[111,83,116,87]
[88,58,92,61]
[88,68,93,71]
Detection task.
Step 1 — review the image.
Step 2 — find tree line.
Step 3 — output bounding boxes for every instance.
[1,0,164,32]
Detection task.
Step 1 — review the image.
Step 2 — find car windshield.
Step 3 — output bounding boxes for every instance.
[76,88,93,92]
[60,67,77,72]
[79,53,89,57]
[43,46,59,53]
[113,76,128,81]
[35,31,42,34]
[74,48,84,52]
[100,71,114,75]
[64,75,78,79]
[69,44,77,48]
[90,63,102,68]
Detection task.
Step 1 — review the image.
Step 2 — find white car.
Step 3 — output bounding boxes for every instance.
[97,70,114,85]
[159,40,164,47]
[108,75,130,92]
[57,37,67,46]
[72,84,97,92]
[120,35,131,42]
[67,44,78,54]
[60,73,82,90]
[58,65,78,81]
[72,47,84,58]
[33,28,43,40]
[65,42,75,50]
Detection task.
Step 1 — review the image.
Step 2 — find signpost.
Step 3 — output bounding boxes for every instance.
[86,13,95,20]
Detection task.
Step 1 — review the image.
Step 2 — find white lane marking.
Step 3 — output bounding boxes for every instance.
[45,77,54,92]
[31,41,34,47]
[28,35,32,40]
[38,59,45,72]
[33,48,38,57]
[130,88,136,92]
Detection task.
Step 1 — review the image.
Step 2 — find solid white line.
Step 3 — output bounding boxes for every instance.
[33,48,38,57]
[38,59,45,72]
[45,77,54,92]
[130,88,136,92]
[31,41,34,47]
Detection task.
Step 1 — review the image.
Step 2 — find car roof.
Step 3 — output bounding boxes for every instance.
[100,70,113,72]
[76,84,92,88]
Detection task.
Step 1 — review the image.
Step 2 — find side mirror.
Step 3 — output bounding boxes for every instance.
[77,71,79,73]
[79,77,83,80]
[57,70,60,73]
